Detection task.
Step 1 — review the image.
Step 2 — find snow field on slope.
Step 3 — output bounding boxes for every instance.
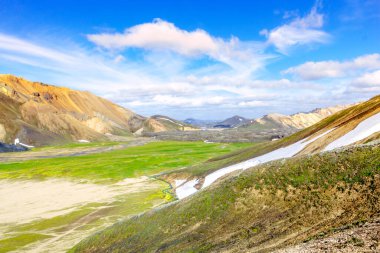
[324,112,380,151]
[176,112,380,199]
[176,129,334,199]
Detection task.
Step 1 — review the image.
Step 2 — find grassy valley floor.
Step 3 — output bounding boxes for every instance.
[0,140,251,252]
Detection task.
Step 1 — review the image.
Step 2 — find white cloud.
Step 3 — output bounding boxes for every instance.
[261,1,330,53]
[125,95,227,108]
[87,19,270,73]
[350,70,380,92]
[237,101,268,107]
[152,94,225,107]
[283,54,380,80]
[88,19,218,56]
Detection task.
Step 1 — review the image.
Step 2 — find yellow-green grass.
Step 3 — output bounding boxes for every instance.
[71,144,380,253]
[0,233,52,253]
[31,141,122,151]
[1,184,168,252]
[0,141,252,183]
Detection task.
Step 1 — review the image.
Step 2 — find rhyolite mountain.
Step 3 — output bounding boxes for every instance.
[240,105,352,131]
[0,74,193,146]
[194,105,350,130]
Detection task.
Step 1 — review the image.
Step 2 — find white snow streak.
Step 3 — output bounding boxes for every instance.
[324,112,380,151]
[202,128,335,188]
[175,179,199,199]
[175,111,380,200]
[176,128,334,199]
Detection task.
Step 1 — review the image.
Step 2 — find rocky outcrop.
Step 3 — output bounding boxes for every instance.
[0,124,5,142]
[0,142,28,152]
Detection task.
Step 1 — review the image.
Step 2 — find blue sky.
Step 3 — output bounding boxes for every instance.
[0,0,379,119]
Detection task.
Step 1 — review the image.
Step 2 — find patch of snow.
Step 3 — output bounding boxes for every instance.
[19,143,34,148]
[175,179,198,199]
[175,179,186,187]
[78,139,90,143]
[157,117,183,127]
[175,128,336,199]
[14,138,34,148]
[324,112,380,151]
[202,128,335,189]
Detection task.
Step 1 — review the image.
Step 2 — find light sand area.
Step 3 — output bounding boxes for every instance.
[0,177,166,252]
[0,177,156,225]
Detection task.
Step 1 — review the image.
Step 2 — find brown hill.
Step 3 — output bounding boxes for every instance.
[0,74,190,146]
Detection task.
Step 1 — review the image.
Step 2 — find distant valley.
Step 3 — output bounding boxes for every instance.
[149,105,351,143]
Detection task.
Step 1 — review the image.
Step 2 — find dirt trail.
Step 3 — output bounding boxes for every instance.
[0,137,154,162]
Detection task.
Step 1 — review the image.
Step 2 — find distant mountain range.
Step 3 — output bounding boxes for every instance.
[183,118,219,128]
[0,74,194,146]
[241,105,352,130]
[214,115,249,128]
[183,105,351,131]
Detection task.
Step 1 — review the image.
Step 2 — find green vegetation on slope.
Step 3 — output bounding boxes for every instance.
[72,144,380,253]
[0,141,251,183]
[0,233,52,253]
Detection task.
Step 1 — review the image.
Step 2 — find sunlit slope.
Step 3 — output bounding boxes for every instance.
[71,143,380,253]
[143,115,197,133]
[0,74,196,145]
[0,74,146,145]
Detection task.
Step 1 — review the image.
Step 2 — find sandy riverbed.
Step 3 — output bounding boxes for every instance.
[0,177,165,252]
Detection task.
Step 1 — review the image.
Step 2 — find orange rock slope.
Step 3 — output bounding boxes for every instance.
[0,74,147,145]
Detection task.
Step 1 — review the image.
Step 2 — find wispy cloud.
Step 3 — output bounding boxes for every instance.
[349,70,380,92]
[283,54,380,80]
[0,34,75,64]
[260,1,330,54]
